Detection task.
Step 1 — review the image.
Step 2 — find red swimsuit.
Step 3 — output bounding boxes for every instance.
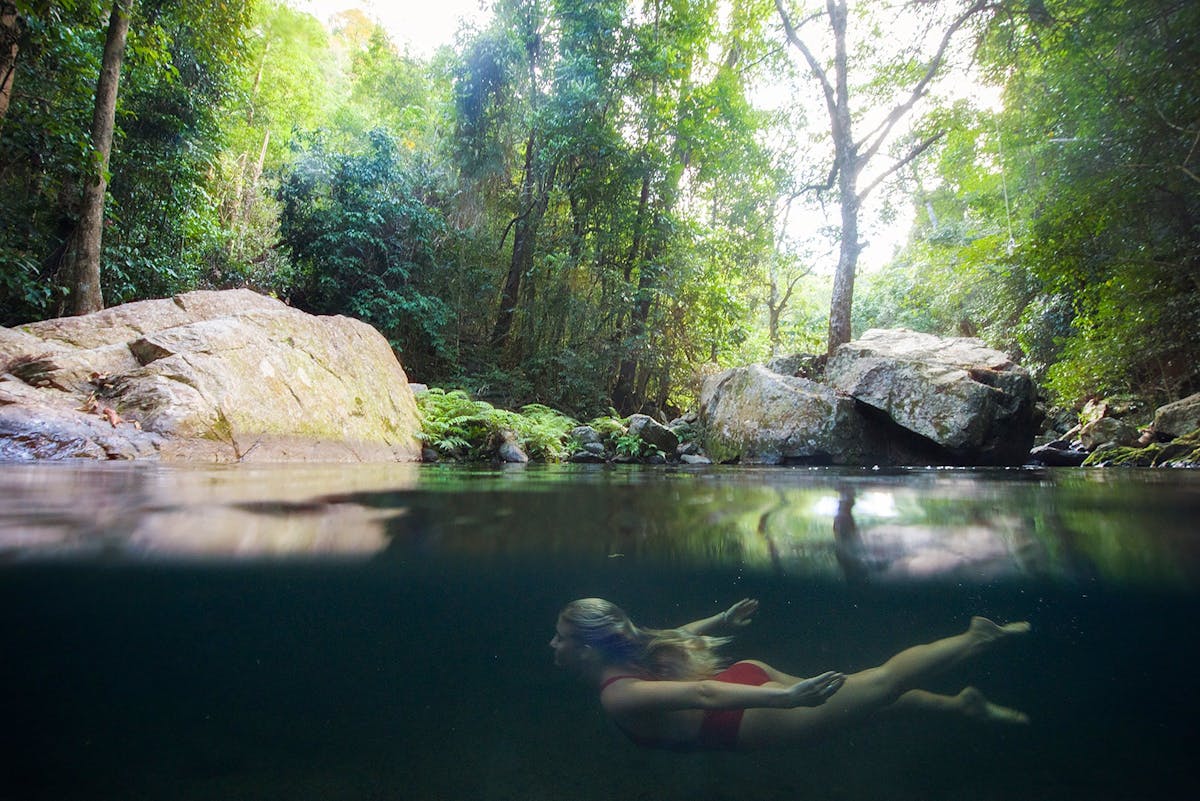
[600,661,772,750]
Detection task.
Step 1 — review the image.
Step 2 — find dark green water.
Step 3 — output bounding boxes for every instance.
[2,462,1198,800]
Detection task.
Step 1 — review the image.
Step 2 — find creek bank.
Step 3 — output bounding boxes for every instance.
[413,385,709,465]
[6,295,1194,469]
[1029,393,1200,468]
[562,414,710,465]
[0,290,422,462]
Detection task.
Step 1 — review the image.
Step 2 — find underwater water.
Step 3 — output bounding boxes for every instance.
[1,461,1198,801]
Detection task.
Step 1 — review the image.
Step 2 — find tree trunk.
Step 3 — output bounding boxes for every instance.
[0,2,18,127]
[491,16,548,357]
[827,190,860,350]
[778,0,983,354]
[625,173,652,283]
[767,271,788,357]
[612,5,691,413]
[612,169,681,414]
[63,0,132,315]
[611,259,654,413]
[825,0,858,352]
[492,131,542,352]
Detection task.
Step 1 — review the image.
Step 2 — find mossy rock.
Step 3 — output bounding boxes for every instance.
[1155,428,1200,467]
[1082,443,1157,467]
[1083,428,1200,467]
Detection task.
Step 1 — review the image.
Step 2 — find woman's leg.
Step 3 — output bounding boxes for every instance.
[737,617,1029,747]
[744,670,1029,725]
[891,687,1029,724]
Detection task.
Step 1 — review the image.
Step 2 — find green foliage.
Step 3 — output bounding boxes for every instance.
[1,0,796,417]
[586,412,628,442]
[416,388,578,461]
[998,0,1200,407]
[12,0,1194,425]
[276,130,458,378]
[1043,270,1195,404]
[576,411,659,458]
[442,0,788,415]
[227,2,338,171]
[864,0,1200,411]
[1,2,104,323]
[0,0,255,323]
[614,431,645,458]
[514,403,580,461]
[856,102,1039,358]
[416,388,498,457]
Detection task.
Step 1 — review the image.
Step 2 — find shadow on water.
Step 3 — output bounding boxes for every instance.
[1,462,1199,800]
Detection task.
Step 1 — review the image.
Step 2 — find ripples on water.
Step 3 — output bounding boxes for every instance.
[2,462,1198,800]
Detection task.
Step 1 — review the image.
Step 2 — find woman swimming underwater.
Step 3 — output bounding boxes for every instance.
[551,597,1030,751]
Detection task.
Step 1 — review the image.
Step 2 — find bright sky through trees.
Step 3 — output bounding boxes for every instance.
[292,0,489,56]
[291,0,915,271]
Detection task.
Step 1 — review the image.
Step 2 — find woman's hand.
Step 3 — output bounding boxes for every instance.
[722,597,759,628]
[680,598,761,635]
[782,671,845,708]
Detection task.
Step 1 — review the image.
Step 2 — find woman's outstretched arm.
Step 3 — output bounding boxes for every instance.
[602,670,845,715]
[678,598,760,635]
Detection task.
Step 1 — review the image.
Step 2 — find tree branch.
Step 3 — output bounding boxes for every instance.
[775,1,838,124]
[498,206,533,252]
[800,159,840,194]
[779,269,807,307]
[856,130,944,202]
[1185,127,1200,177]
[856,0,993,165]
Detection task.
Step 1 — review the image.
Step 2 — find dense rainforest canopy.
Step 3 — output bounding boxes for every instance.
[1,0,1197,418]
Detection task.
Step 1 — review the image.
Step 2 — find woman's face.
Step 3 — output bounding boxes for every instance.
[550,616,585,668]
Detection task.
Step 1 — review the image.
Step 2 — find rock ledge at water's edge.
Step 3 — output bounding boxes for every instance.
[0,290,422,462]
[700,329,1039,466]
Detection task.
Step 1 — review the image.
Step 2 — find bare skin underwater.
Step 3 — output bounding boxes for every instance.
[552,597,1031,751]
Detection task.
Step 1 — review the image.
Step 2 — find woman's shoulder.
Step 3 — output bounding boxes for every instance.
[599,673,648,693]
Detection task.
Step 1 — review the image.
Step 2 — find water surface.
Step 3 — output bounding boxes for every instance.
[2,462,1198,800]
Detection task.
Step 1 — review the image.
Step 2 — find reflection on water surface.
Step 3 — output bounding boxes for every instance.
[2,461,1199,801]
[2,462,1198,590]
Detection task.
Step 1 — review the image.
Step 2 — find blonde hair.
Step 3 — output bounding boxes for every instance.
[559,598,731,680]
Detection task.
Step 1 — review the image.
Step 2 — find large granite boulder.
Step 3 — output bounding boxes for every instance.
[0,289,422,462]
[1153,392,1200,439]
[699,364,872,465]
[825,329,1037,465]
[701,330,1039,466]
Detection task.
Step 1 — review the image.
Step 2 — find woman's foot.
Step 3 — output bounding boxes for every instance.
[968,616,1031,650]
[957,686,1030,724]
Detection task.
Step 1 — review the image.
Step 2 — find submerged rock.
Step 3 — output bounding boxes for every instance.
[0,289,422,462]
